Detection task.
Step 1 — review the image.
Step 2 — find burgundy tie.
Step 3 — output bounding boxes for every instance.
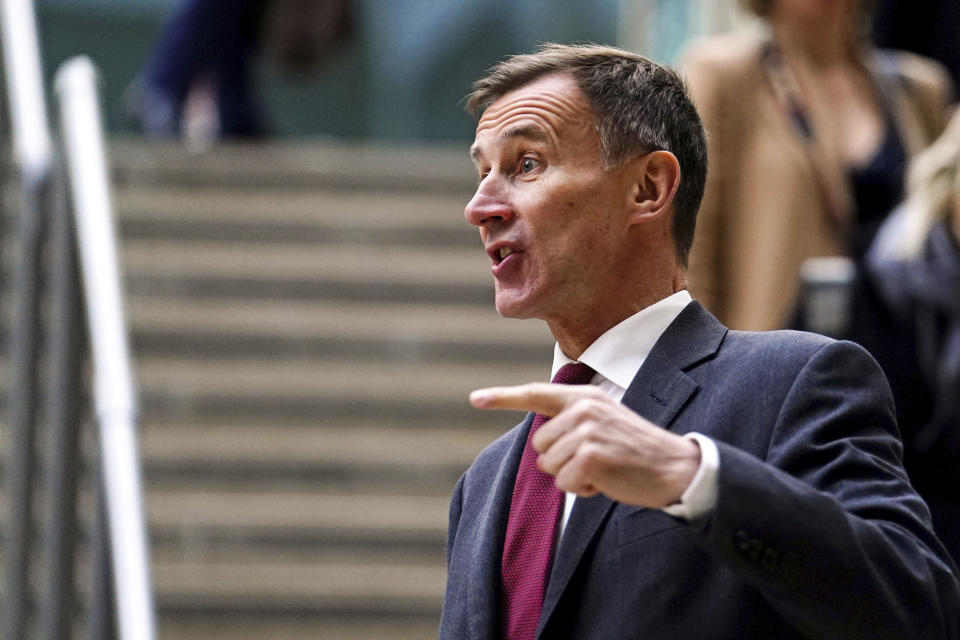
[501,362,596,640]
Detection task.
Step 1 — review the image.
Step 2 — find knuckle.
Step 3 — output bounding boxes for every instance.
[578,441,605,468]
[571,397,606,420]
[569,399,593,421]
[561,463,587,490]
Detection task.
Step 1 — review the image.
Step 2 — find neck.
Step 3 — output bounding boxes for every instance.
[548,267,686,360]
[771,10,859,68]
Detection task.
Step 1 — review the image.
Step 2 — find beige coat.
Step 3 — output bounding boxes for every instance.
[681,29,952,331]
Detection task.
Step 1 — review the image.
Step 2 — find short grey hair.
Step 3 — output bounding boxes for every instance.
[467,43,707,267]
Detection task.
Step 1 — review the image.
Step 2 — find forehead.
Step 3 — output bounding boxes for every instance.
[471,73,598,160]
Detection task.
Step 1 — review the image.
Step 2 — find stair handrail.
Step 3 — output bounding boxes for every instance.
[1,0,51,179]
[0,1,55,638]
[54,55,157,640]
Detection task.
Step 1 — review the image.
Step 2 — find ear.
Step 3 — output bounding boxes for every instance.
[626,150,681,227]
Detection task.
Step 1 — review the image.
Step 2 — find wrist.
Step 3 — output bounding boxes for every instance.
[663,436,702,506]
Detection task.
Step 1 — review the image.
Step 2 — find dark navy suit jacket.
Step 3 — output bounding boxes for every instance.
[439,302,960,639]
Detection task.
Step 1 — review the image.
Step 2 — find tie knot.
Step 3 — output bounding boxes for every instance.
[552,362,596,386]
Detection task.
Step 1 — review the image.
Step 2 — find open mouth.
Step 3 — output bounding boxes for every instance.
[489,244,523,266]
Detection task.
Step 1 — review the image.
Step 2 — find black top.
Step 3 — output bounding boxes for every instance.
[847,119,908,260]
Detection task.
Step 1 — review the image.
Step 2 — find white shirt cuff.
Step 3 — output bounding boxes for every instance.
[661,432,719,521]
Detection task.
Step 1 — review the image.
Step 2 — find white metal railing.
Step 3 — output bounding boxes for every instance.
[0,0,51,178]
[54,55,157,640]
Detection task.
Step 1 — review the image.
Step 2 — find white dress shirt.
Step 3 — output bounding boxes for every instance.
[548,290,719,533]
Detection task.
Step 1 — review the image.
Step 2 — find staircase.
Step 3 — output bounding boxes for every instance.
[5,138,556,639]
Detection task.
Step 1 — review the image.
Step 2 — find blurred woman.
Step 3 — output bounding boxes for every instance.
[681,0,952,330]
[850,111,960,563]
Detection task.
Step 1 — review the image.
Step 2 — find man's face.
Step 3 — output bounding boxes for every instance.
[466,74,635,325]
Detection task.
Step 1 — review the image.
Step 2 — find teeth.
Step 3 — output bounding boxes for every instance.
[499,247,514,260]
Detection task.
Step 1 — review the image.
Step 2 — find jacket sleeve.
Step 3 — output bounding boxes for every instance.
[446,474,465,565]
[696,340,960,639]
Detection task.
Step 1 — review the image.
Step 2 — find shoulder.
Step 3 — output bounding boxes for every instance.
[723,326,834,360]
[678,29,769,124]
[875,49,954,139]
[713,332,894,433]
[677,302,877,389]
[679,28,765,82]
[880,49,954,99]
[718,329,881,387]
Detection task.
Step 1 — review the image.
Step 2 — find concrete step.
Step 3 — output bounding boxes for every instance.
[0,485,450,552]
[0,356,543,423]
[158,617,438,640]
[119,239,488,285]
[144,486,449,550]
[107,138,476,193]
[126,296,554,363]
[112,184,478,249]
[115,237,495,304]
[153,547,444,614]
[134,356,542,423]
[0,417,498,498]
[152,547,443,639]
[140,421,501,488]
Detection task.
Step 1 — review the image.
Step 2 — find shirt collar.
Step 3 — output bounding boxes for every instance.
[551,290,693,390]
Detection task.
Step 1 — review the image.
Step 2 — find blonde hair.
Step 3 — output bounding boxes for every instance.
[896,111,960,258]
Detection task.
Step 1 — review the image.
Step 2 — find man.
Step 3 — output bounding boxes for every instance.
[439,43,960,639]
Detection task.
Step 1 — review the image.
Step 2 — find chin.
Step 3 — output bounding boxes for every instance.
[494,302,529,319]
[493,293,538,320]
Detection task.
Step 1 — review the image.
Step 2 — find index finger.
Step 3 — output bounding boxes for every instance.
[470,383,593,417]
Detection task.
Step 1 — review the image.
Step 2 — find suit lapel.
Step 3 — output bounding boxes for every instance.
[536,303,726,636]
[621,302,726,432]
[621,302,726,417]
[621,347,699,431]
[537,492,615,635]
[467,412,533,639]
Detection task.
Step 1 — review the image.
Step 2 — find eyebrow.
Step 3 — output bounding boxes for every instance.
[469,124,550,164]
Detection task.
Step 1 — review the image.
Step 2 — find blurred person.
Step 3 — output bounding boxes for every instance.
[681,0,953,331]
[847,110,960,564]
[127,0,351,141]
[439,43,959,640]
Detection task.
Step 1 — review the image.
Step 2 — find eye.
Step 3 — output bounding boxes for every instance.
[520,157,541,174]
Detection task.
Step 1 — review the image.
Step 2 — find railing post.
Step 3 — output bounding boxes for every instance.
[39,156,89,640]
[89,464,119,640]
[54,55,157,640]
[0,0,54,635]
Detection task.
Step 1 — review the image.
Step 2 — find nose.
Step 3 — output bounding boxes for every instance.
[464,182,514,228]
